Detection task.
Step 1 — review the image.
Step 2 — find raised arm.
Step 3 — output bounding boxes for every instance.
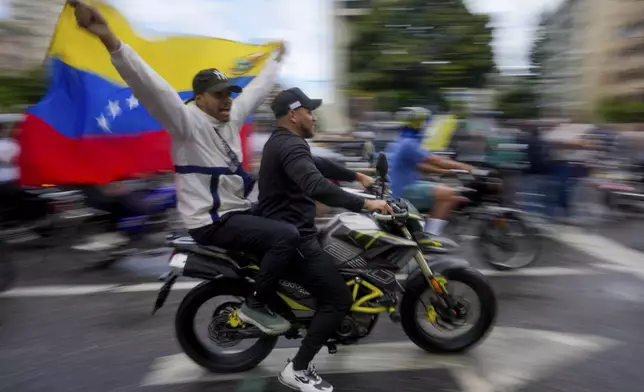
[230,44,286,126]
[70,0,192,139]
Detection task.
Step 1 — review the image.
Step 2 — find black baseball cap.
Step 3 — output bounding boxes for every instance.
[186,68,242,102]
[271,87,322,118]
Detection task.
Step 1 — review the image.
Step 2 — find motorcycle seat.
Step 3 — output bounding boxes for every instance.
[167,235,228,255]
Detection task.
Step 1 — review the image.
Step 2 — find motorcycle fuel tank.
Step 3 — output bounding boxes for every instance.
[319,213,417,270]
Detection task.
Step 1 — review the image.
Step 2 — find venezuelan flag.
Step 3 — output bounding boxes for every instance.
[19,1,278,185]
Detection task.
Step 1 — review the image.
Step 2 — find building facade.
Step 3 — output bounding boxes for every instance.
[539,0,644,118]
[0,0,66,72]
[608,1,644,101]
[538,0,586,117]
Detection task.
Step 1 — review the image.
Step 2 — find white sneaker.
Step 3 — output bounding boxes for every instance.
[72,232,130,252]
[278,360,333,392]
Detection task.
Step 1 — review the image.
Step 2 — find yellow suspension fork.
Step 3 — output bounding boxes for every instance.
[400,227,449,297]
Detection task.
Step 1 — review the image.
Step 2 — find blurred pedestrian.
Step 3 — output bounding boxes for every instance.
[543,124,592,222]
[518,124,551,215]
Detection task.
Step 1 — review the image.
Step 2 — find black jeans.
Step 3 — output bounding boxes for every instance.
[289,237,352,370]
[189,211,301,305]
[191,215,352,369]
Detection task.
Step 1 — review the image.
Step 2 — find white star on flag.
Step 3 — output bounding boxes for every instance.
[126,95,139,110]
[96,114,111,133]
[107,100,121,119]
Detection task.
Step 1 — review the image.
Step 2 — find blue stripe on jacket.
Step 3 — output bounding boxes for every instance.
[174,165,256,221]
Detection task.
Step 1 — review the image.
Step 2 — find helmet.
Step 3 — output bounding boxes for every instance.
[395,107,432,131]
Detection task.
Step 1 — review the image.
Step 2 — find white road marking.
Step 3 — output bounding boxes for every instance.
[0,284,119,297]
[111,281,200,293]
[0,266,614,299]
[544,224,644,276]
[480,266,599,277]
[450,367,495,392]
[139,326,620,392]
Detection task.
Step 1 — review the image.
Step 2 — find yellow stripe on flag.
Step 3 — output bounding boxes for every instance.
[48,1,279,90]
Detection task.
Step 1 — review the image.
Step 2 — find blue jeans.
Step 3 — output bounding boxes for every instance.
[518,174,550,215]
[548,162,587,217]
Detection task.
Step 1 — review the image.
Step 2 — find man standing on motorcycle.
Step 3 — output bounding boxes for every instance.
[258,87,392,392]
[70,0,299,336]
[387,107,473,248]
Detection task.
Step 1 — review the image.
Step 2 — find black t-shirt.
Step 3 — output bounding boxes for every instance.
[257,128,365,237]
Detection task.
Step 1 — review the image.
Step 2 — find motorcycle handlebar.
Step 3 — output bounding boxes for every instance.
[372,211,408,221]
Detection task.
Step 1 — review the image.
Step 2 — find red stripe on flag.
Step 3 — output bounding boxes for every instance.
[240,122,253,172]
[18,114,173,186]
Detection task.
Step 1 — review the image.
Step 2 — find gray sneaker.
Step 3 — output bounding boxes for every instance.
[237,299,291,335]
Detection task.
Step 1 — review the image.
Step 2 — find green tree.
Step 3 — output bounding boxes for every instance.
[349,0,495,109]
[598,98,644,123]
[495,86,539,119]
[0,68,48,112]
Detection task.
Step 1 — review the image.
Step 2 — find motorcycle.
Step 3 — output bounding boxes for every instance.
[0,186,90,245]
[593,169,644,220]
[153,153,497,373]
[0,186,90,292]
[442,169,542,270]
[347,168,541,271]
[74,178,179,268]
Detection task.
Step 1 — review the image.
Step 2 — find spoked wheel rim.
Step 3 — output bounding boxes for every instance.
[413,280,481,340]
[480,217,536,269]
[193,295,263,355]
[175,281,278,373]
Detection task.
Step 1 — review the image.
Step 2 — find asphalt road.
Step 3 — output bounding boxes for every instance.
[2,224,644,392]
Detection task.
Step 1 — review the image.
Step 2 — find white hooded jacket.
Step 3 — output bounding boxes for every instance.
[110,43,280,229]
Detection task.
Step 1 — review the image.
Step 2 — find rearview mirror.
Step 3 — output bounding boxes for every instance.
[376,153,388,179]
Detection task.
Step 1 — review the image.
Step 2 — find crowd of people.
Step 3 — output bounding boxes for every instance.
[1,2,640,392]
[441,118,636,224]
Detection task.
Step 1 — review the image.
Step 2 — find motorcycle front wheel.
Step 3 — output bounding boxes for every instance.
[175,279,278,373]
[400,267,496,353]
[477,212,541,271]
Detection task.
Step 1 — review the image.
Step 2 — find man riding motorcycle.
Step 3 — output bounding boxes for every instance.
[257,87,392,392]
[386,107,473,249]
[70,0,298,335]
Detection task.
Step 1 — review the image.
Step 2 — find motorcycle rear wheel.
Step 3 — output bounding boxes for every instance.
[400,267,496,353]
[175,279,278,373]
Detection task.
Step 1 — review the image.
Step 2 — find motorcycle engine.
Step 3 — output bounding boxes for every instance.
[335,312,378,339]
